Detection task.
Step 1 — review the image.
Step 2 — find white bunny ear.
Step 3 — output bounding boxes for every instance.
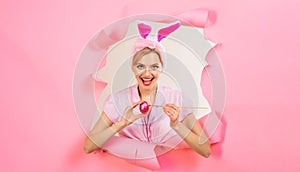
[157,22,180,42]
[137,23,152,39]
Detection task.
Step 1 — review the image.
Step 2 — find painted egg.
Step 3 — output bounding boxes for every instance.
[139,101,149,114]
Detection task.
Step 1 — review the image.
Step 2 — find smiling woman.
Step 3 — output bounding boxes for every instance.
[83,22,211,170]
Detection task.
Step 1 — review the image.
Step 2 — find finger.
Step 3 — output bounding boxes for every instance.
[164,104,172,108]
[168,104,179,111]
[163,106,172,114]
[165,109,177,117]
[163,105,174,110]
[164,108,177,117]
[165,107,177,115]
[165,110,172,117]
[169,109,177,116]
[166,111,177,121]
[164,104,179,113]
[169,105,181,116]
[131,100,143,108]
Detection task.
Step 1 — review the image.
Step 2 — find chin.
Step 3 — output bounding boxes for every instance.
[138,83,154,90]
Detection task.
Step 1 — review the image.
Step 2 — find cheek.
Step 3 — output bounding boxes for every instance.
[135,74,141,80]
[132,70,142,76]
[153,72,160,78]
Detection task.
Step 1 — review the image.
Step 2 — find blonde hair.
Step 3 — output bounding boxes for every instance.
[132,47,163,66]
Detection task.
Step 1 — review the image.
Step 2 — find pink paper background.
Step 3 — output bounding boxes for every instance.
[1,0,300,171]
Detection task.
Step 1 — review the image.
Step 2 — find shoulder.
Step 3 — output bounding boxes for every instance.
[159,84,194,110]
[103,85,137,112]
[158,84,185,105]
[105,85,135,101]
[103,85,136,122]
[159,84,182,96]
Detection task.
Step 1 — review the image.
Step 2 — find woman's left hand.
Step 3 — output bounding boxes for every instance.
[163,104,180,127]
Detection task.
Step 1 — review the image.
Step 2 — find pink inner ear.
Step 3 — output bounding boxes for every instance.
[138,23,152,39]
[157,22,181,42]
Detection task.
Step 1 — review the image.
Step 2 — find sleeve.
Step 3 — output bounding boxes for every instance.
[102,94,122,123]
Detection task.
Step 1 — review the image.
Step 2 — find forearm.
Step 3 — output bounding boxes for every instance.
[84,121,126,153]
[172,122,211,158]
[84,101,146,154]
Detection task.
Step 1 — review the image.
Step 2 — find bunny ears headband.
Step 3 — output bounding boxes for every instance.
[133,22,181,55]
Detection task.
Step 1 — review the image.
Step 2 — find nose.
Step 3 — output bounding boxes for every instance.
[143,68,151,76]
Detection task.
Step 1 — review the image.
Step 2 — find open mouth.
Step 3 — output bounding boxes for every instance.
[141,78,153,86]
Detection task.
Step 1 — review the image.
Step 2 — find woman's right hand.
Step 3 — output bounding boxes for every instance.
[119,101,147,127]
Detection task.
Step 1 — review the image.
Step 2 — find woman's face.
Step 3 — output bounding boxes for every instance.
[132,52,162,92]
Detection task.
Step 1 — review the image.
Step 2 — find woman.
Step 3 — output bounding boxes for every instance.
[84,45,211,158]
[84,22,211,163]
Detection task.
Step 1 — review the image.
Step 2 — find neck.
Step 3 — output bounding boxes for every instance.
[138,84,157,99]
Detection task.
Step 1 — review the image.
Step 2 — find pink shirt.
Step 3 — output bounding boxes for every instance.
[103,84,193,148]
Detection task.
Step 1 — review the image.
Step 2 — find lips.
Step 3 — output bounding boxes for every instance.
[141,78,153,86]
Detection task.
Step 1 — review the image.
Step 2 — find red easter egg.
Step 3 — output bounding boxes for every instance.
[139,101,149,114]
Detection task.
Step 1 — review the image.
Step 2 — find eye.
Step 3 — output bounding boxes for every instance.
[151,65,159,70]
[136,64,145,70]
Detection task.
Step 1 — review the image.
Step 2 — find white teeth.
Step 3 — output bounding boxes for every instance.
[141,78,153,85]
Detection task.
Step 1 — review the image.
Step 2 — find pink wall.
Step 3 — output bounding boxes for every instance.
[1,0,299,171]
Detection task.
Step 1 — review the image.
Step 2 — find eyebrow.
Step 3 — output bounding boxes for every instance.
[136,63,160,66]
